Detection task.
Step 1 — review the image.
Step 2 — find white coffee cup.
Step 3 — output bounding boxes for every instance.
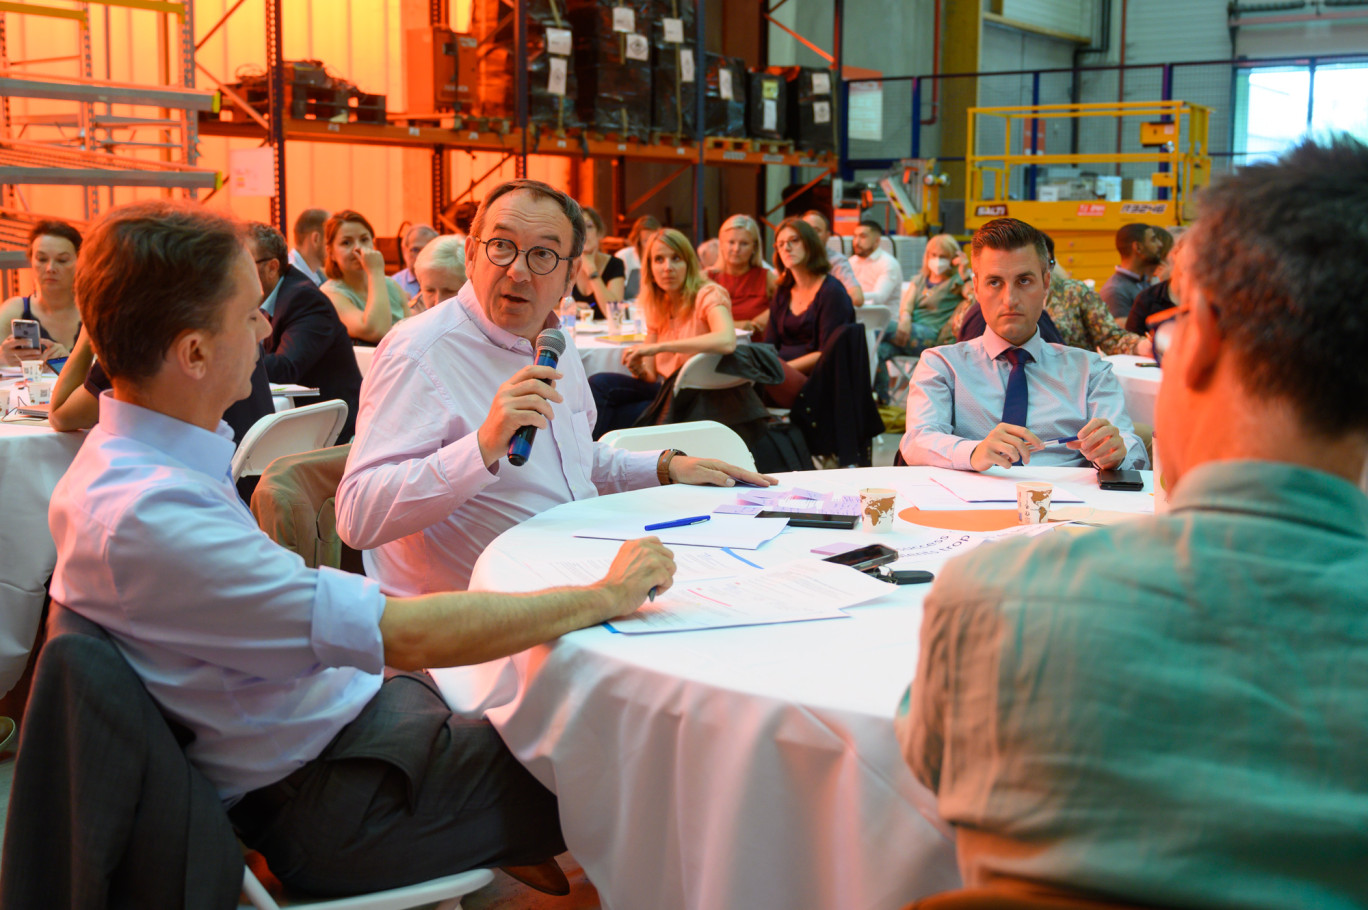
[29,380,53,406]
[1016,482,1053,524]
[21,360,44,385]
[859,487,897,533]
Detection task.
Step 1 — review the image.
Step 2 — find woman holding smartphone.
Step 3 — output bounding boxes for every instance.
[320,210,411,343]
[589,228,735,437]
[1,221,82,365]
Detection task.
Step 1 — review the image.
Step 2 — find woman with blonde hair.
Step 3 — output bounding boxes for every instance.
[320,209,411,343]
[876,233,970,401]
[589,228,735,437]
[706,213,776,329]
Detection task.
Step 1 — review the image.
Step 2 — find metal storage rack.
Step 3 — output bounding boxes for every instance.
[193,0,841,242]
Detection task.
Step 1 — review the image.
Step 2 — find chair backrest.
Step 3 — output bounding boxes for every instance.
[240,865,494,910]
[600,419,756,471]
[251,444,363,573]
[353,345,376,379]
[673,352,752,394]
[231,400,349,483]
[854,305,893,383]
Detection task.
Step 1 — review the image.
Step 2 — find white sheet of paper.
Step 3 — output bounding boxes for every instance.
[762,99,777,131]
[533,547,759,588]
[625,33,650,61]
[929,468,1084,504]
[891,523,1058,568]
[612,6,635,32]
[663,17,684,42]
[546,27,572,56]
[606,559,891,634]
[813,101,831,124]
[548,57,567,95]
[719,68,734,100]
[574,514,789,550]
[894,482,976,511]
[811,71,831,95]
[680,49,695,82]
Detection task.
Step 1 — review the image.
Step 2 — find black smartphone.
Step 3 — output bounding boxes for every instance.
[886,569,935,585]
[757,510,859,529]
[822,543,898,573]
[10,318,41,349]
[1097,468,1145,491]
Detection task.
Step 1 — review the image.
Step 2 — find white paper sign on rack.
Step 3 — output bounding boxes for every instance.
[625,33,650,61]
[663,17,684,43]
[812,71,831,95]
[813,100,831,124]
[548,57,568,96]
[228,146,275,197]
[763,99,777,132]
[719,68,734,100]
[612,6,635,32]
[680,50,696,82]
[546,27,572,56]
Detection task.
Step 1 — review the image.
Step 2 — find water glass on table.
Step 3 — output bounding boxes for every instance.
[605,300,626,334]
[576,305,595,333]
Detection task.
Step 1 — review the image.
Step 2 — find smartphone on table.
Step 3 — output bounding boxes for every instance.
[1097,468,1145,491]
[822,543,898,574]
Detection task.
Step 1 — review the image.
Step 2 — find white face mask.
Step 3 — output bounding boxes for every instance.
[929,257,951,276]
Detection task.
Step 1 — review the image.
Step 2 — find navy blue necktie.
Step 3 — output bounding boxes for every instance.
[1000,347,1032,428]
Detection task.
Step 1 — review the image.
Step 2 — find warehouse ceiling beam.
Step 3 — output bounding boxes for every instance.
[0,2,87,24]
[194,62,269,131]
[81,0,185,17]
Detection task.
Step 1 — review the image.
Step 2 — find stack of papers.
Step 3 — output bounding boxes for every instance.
[925,468,1085,504]
[606,558,893,634]
[714,486,860,517]
[574,514,789,549]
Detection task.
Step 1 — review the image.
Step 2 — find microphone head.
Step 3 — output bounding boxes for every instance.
[535,328,567,359]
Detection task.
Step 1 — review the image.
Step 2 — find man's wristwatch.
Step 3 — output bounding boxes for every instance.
[657,448,686,485]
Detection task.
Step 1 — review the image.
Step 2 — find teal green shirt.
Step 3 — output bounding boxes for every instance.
[897,460,1368,908]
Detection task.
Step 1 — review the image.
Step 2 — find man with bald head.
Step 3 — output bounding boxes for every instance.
[338,179,774,596]
[801,209,864,307]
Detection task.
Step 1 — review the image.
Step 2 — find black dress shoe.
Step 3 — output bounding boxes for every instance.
[500,858,571,896]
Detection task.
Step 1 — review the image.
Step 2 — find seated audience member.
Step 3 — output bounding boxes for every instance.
[959,234,1153,357]
[1099,222,1162,320]
[763,216,856,408]
[320,210,411,343]
[49,198,677,898]
[570,206,625,318]
[706,213,776,329]
[1,221,82,365]
[1125,231,1183,336]
[876,233,970,400]
[802,209,864,307]
[615,214,660,299]
[246,222,363,442]
[392,223,438,299]
[337,178,774,595]
[589,228,736,437]
[410,233,467,314]
[848,220,902,309]
[289,208,329,286]
[900,217,1145,472]
[896,136,1368,909]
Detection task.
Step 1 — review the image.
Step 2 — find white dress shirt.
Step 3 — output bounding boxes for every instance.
[849,247,903,309]
[900,325,1147,470]
[49,395,386,802]
[336,282,660,595]
[826,248,862,302]
[288,248,326,286]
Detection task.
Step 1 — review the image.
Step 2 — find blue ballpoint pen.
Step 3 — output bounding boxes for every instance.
[644,515,711,532]
[1041,435,1079,447]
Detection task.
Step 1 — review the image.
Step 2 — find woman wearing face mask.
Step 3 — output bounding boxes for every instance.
[588,228,735,437]
[1,221,83,365]
[876,233,970,402]
[706,214,777,331]
[320,210,411,343]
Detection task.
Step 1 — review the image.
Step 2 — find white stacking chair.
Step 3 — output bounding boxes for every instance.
[853,304,892,385]
[240,865,494,910]
[601,419,756,472]
[353,345,376,379]
[230,399,349,483]
[673,352,751,395]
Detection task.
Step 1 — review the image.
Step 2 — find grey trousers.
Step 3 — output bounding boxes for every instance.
[238,670,566,896]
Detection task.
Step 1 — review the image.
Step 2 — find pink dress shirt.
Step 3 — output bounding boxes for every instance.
[336,283,660,595]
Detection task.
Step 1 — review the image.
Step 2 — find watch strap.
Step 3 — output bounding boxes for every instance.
[657,448,686,485]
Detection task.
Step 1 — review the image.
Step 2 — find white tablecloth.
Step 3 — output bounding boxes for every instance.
[1102,354,1162,427]
[0,400,84,694]
[572,325,753,378]
[431,465,1155,910]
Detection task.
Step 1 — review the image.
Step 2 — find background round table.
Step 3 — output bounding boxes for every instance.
[1102,353,1162,426]
[0,381,85,695]
[570,324,753,378]
[430,465,1155,910]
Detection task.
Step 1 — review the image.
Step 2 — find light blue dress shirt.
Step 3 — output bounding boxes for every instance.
[48,394,386,802]
[900,325,1147,470]
[393,266,420,299]
[260,274,283,317]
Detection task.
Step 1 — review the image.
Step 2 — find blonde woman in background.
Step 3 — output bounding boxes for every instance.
[589,228,735,437]
[320,210,411,343]
[876,233,970,402]
[706,213,776,331]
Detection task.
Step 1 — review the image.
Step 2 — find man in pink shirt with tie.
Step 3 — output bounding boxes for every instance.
[337,179,773,596]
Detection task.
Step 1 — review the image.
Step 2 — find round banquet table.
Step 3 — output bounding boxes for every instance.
[0,384,85,695]
[1102,353,1161,427]
[430,465,1156,910]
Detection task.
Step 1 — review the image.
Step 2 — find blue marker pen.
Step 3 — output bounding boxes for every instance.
[644,515,711,532]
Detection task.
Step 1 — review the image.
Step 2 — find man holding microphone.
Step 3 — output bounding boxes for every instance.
[338,179,774,596]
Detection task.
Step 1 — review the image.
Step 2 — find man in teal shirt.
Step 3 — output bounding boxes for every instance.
[896,136,1368,908]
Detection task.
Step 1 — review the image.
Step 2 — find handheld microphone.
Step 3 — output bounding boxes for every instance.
[507,328,567,466]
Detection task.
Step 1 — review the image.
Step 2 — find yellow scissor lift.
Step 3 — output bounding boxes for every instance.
[965,100,1211,287]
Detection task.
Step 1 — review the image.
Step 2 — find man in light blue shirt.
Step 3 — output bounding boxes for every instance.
[901,217,1145,472]
[48,200,675,897]
[897,137,1368,907]
[391,222,437,299]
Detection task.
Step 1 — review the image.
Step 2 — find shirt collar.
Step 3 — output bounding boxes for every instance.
[455,281,558,355]
[1169,459,1368,539]
[1114,266,1144,281]
[261,277,283,317]
[98,392,236,479]
[980,323,1045,362]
